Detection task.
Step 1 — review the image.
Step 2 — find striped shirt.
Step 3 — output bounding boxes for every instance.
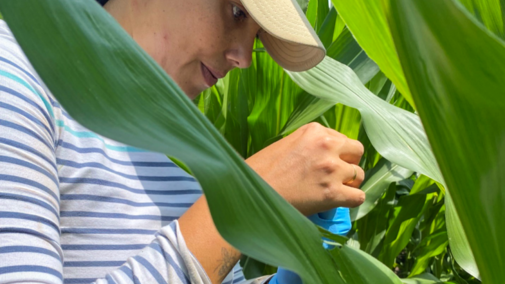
[0,20,267,284]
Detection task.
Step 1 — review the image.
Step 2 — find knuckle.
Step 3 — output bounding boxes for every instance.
[327,127,345,137]
[318,136,335,150]
[356,167,365,184]
[334,160,345,172]
[298,123,310,131]
[355,141,365,156]
[317,159,338,173]
[306,122,323,132]
[322,185,339,203]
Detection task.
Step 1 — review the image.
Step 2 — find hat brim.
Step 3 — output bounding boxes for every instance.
[241,0,326,72]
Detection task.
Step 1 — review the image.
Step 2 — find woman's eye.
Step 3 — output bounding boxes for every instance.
[232,4,247,22]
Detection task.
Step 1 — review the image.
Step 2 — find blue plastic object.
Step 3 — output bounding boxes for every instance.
[309,207,351,237]
[268,208,351,284]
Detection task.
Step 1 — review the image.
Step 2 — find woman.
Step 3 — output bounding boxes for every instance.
[0,0,365,283]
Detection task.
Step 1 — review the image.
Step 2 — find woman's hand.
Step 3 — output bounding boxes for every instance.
[246,122,366,216]
[181,122,365,283]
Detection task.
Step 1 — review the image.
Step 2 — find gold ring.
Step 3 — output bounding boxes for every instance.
[346,165,357,185]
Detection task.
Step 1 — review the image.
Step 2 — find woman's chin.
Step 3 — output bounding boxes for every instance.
[180,84,204,100]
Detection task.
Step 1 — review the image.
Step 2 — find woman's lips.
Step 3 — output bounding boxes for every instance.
[201,63,218,87]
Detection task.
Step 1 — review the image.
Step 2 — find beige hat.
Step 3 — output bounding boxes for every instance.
[241,0,326,72]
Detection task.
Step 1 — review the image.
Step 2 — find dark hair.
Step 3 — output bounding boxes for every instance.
[97,0,108,6]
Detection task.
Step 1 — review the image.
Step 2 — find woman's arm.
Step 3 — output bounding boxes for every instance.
[179,196,242,284]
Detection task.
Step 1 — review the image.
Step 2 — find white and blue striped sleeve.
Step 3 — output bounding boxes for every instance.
[0,22,271,284]
[0,30,64,283]
[0,29,213,284]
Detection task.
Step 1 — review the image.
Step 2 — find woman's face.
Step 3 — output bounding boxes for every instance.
[112,0,261,99]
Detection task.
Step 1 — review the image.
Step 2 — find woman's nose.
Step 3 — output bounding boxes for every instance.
[225,29,258,69]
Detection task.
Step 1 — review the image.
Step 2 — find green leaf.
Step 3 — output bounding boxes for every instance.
[409,230,449,277]
[357,183,397,256]
[245,40,307,156]
[296,0,310,12]
[0,1,344,283]
[410,175,435,195]
[350,159,413,221]
[305,0,330,31]
[318,7,338,48]
[327,27,380,84]
[280,95,335,136]
[287,54,476,280]
[322,103,361,139]
[457,0,504,39]
[331,0,415,108]
[288,57,443,184]
[317,226,349,245]
[388,0,505,282]
[378,192,434,267]
[445,195,480,279]
[289,54,477,280]
[330,245,403,284]
[240,256,277,280]
[280,25,379,140]
[402,273,443,284]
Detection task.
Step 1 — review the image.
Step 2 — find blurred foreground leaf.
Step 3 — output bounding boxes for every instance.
[389,0,505,282]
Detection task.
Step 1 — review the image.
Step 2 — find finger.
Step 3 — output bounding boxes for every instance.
[324,127,347,140]
[343,164,365,188]
[340,138,364,165]
[322,128,364,164]
[333,185,366,208]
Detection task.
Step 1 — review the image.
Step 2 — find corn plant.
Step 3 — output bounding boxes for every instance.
[1,0,503,283]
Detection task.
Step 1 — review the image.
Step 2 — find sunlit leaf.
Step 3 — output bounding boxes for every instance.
[288,57,442,184]
[388,0,505,281]
[331,0,415,108]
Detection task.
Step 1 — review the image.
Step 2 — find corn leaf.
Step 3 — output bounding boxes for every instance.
[357,183,397,256]
[330,0,415,108]
[306,0,330,31]
[288,57,442,183]
[329,245,402,284]
[378,192,435,267]
[325,0,480,279]
[288,46,479,281]
[350,159,413,221]
[457,0,504,38]
[280,25,379,139]
[401,273,443,284]
[409,230,449,277]
[388,0,505,282]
